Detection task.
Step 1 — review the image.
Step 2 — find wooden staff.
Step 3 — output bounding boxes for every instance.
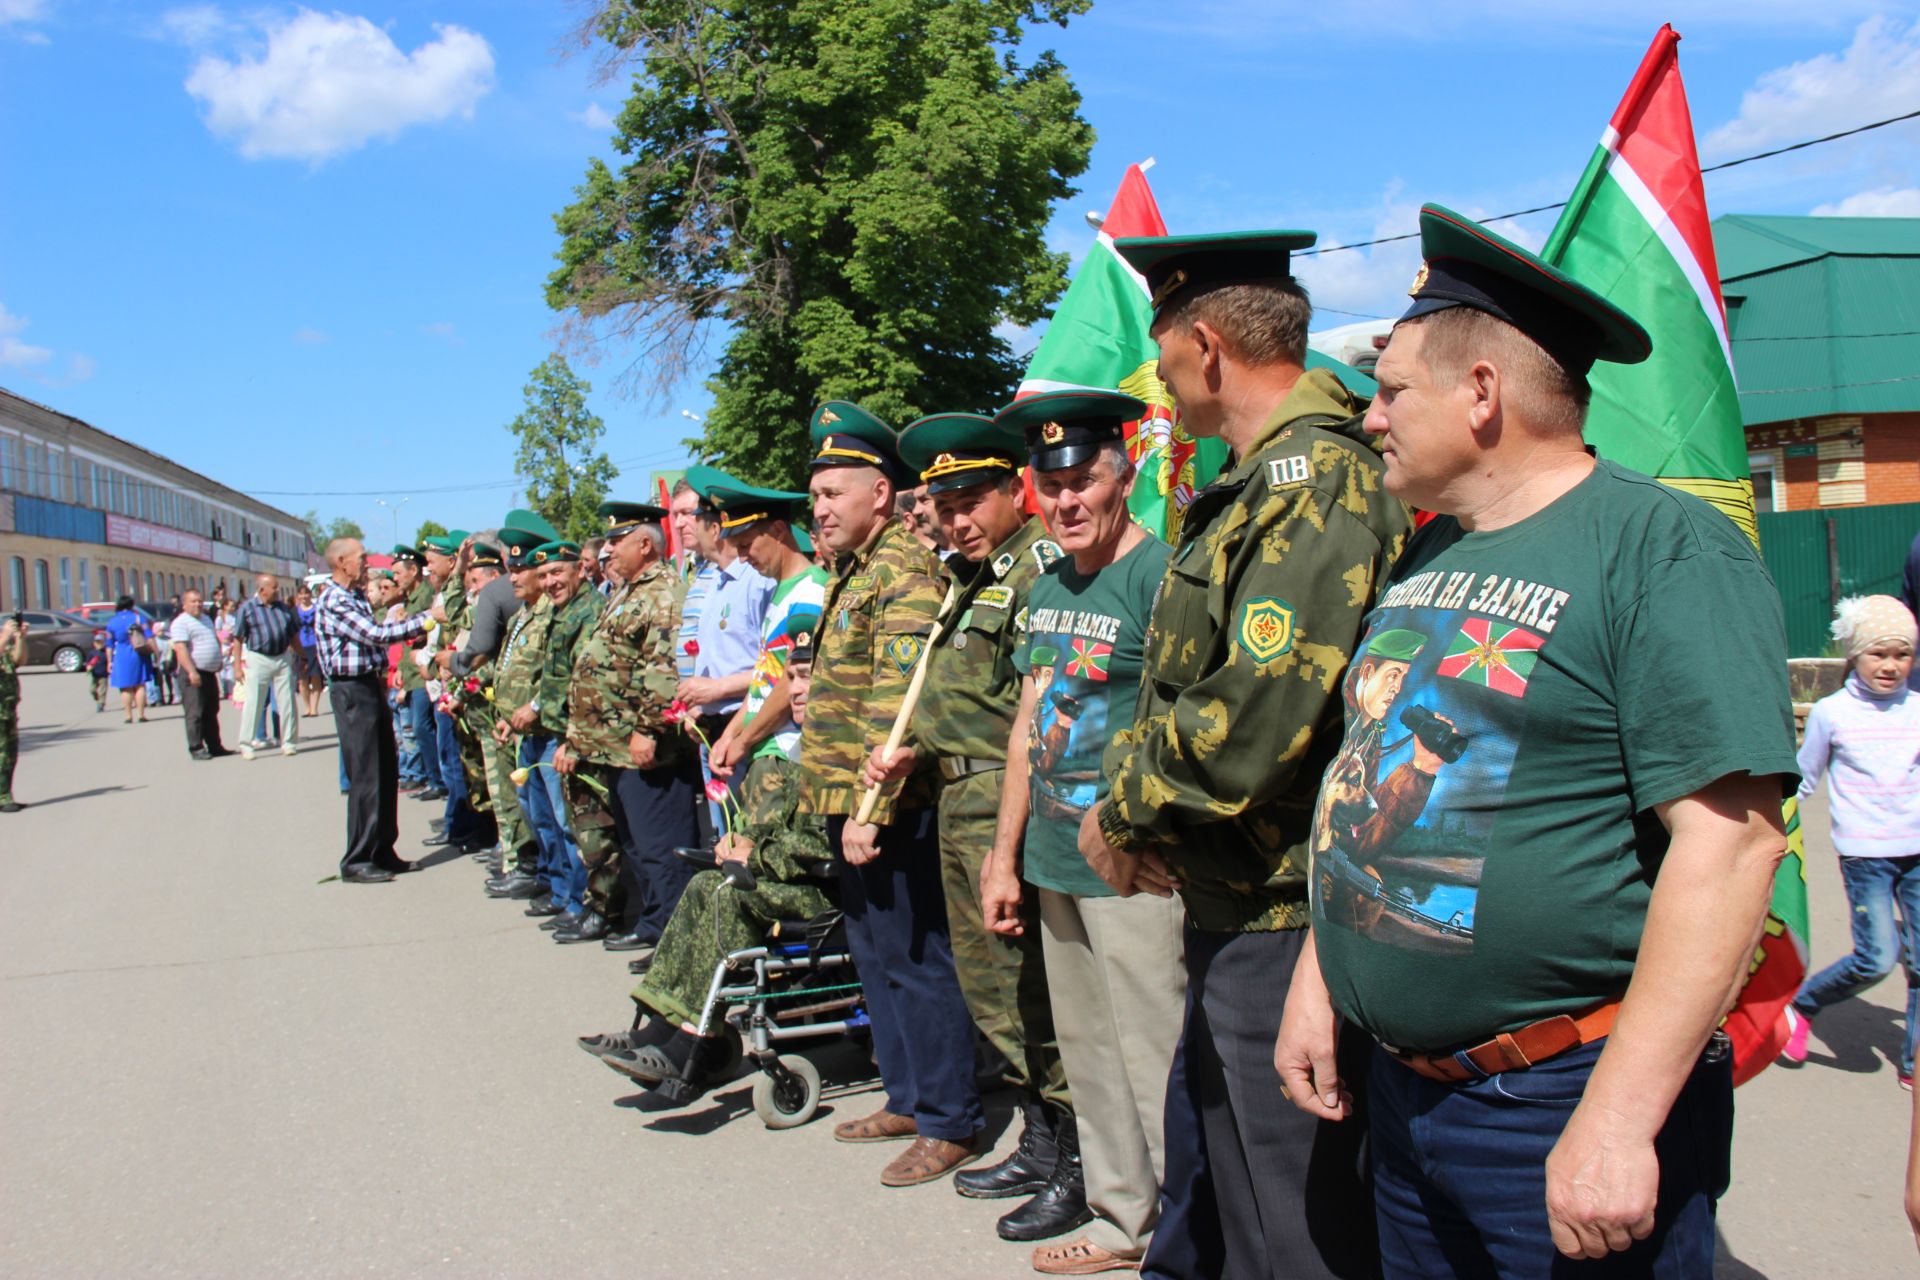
[853,582,960,825]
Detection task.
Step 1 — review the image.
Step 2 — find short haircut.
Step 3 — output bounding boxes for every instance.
[1096,440,1135,484]
[638,523,667,555]
[1157,278,1312,367]
[1404,308,1591,433]
[671,479,695,498]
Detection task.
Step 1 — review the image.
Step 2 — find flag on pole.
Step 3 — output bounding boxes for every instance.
[1540,25,1806,1084]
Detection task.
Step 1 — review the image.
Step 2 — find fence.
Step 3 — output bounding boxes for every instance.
[1757,502,1920,657]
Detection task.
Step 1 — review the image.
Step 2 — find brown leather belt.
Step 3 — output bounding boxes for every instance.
[939,755,1003,782]
[1381,999,1621,1083]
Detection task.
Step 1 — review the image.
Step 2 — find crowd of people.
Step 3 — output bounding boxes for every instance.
[2,208,1913,1275]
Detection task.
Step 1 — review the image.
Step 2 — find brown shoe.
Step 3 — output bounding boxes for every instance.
[1031,1237,1141,1275]
[880,1135,982,1187]
[833,1109,918,1144]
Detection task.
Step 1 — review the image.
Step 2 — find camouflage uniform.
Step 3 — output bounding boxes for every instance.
[564,560,684,915]
[0,639,19,806]
[913,517,1068,1109]
[467,649,530,862]
[399,579,434,694]
[631,754,835,1026]
[440,583,490,812]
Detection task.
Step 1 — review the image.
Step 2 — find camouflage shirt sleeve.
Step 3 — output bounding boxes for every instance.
[535,590,604,738]
[858,527,944,825]
[741,755,833,881]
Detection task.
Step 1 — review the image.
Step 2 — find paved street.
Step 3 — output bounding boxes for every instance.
[0,668,1912,1278]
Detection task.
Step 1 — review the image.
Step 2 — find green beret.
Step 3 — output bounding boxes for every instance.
[688,463,808,537]
[598,500,668,541]
[502,508,561,543]
[1363,628,1427,664]
[994,390,1146,472]
[1028,644,1060,667]
[899,412,1023,495]
[390,544,424,566]
[809,401,905,480]
[1112,229,1317,320]
[528,540,581,566]
[1401,204,1651,376]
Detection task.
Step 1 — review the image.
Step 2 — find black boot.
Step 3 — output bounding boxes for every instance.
[995,1112,1093,1242]
[956,1096,1058,1200]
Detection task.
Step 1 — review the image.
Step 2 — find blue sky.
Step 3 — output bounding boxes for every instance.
[4,1,1917,541]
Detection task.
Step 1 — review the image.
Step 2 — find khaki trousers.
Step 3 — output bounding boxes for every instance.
[1038,887,1187,1257]
[238,648,298,745]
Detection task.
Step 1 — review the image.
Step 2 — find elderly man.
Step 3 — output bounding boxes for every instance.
[171,588,229,761]
[313,538,433,883]
[1277,207,1798,1277]
[801,401,983,1187]
[390,546,446,799]
[516,541,604,924]
[232,572,302,760]
[867,412,1078,1240]
[1082,230,1413,1279]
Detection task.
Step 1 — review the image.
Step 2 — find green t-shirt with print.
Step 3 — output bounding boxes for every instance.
[1014,535,1171,898]
[1309,459,1800,1053]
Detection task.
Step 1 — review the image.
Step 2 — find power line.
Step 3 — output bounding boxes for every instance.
[1299,107,1920,258]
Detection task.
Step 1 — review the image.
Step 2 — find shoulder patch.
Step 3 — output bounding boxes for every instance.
[1266,454,1313,489]
[1030,540,1063,572]
[1236,596,1295,662]
[991,552,1015,579]
[974,585,1014,611]
[843,573,875,594]
[885,633,925,675]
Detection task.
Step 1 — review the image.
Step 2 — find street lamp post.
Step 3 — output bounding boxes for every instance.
[374,497,410,548]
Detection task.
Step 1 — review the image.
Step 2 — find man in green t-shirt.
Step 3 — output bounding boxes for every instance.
[1278,206,1798,1276]
[991,391,1184,1277]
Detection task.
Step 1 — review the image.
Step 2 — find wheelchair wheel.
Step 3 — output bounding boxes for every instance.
[710,1030,744,1080]
[752,1054,822,1130]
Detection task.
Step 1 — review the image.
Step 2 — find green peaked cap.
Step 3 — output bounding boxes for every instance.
[528,540,581,566]
[899,412,1024,494]
[688,463,808,536]
[420,533,463,555]
[994,389,1146,472]
[792,525,815,556]
[1403,203,1652,375]
[390,544,424,566]
[495,524,549,570]
[781,608,822,663]
[468,542,504,568]
[1112,229,1317,319]
[502,508,561,542]
[597,499,668,541]
[809,401,906,480]
[1363,628,1427,664]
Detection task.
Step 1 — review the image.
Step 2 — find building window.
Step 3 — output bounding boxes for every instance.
[0,435,14,489]
[78,558,89,601]
[47,450,63,501]
[58,557,72,609]
[97,565,108,597]
[114,567,125,596]
[34,559,51,608]
[6,557,23,610]
[1749,452,1780,514]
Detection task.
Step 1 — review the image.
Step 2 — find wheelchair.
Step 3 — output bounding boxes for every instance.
[653,849,868,1129]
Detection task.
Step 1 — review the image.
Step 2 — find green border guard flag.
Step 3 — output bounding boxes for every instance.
[1541,25,1806,1085]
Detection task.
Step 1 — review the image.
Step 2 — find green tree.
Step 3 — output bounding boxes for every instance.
[550,0,1092,485]
[506,354,619,541]
[303,509,327,550]
[415,519,449,545]
[307,514,364,549]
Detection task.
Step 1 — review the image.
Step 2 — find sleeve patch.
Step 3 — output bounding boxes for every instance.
[1236,596,1295,662]
[885,633,925,674]
[1266,454,1312,489]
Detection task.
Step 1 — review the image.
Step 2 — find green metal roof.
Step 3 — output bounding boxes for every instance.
[1712,214,1920,425]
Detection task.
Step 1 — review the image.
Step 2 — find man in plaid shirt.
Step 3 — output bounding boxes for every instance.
[315,538,432,883]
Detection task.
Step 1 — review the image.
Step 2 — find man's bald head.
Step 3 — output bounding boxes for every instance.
[326,537,363,568]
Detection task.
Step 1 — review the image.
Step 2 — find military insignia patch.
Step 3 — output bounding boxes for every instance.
[975,585,1013,611]
[1014,607,1029,634]
[1237,597,1295,662]
[1031,540,1062,572]
[885,633,925,674]
[1408,263,1430,297]
[844,574,875,593]
[1041,421,1065,445]
[1266,454,1312,489]
[992,552,1015,579]
[820,407,842,426]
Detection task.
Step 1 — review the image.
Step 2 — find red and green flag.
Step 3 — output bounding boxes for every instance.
[1540,25,1806,1084]
[1066,637,1112,681]
[1436,619,1543,697]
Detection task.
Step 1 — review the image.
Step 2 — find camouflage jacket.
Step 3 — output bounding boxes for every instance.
[1099,369,1413,933]
[492,593,552,713]
[399,579,434,691]
[915,517,1060,764]
[0,643,17,714]
[535,586,606,738]
[739,753,833,882]
[565,560,683,769]
[800,516,944,824]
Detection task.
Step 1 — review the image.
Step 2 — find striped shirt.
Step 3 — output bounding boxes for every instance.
[314,581,428,679]
[235,596,299,656]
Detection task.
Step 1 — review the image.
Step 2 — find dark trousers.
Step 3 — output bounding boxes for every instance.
[177,668,224,755]
[331,676,400,874]
[829,810,984,1144]
[1370,1038,1731,1278]
[607,758,700,937]
[1142,983,1227,1280]
[1185,926,1379,1280]
[406,688,443,790]
[434,708,475,839]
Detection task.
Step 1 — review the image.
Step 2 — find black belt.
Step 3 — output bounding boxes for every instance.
[939,755,1003,781]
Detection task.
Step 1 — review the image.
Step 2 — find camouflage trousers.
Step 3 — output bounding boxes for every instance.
[452,700,492,814]
[939,768,1069,1109]
[631,867,836,1029]
[0,711,16,803]
[479,728,530,866]
[563,761,625,914]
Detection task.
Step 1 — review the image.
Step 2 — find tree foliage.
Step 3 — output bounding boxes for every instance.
[550,0,1093,484]
[506,354,620,542]
[414,519,450,545]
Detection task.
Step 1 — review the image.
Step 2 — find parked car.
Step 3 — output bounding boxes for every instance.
[10,610,104,672]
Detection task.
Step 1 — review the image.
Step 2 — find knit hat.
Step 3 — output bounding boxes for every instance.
[1832,595,1917,658]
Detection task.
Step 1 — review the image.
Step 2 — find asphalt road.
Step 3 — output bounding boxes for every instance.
[0,669,1912,1278]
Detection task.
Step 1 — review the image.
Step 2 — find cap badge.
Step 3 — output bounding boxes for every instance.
[819,408,841,426]
[935,452,956,467]
[1408,263,1430,297]
[1041,421,1065,445]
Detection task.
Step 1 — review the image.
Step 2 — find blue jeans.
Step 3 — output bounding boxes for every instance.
[1370,1038,1731,1279]
[1794,853,1920,1076]
[392,691,424,783]
[517,736,585,911]
[405,688,443,790]
[434,708,474,838]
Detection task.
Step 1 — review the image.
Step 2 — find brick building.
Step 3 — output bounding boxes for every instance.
[0,387,314,613]
[1717,215,1920,512]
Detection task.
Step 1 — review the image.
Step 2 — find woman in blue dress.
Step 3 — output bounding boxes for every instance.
[103,594,153,723]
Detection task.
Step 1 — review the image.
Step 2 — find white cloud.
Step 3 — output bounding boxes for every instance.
[182,8,496,163]
[421,321,462,345]
[292,326,329,344]
[0,303,94,385]
[1707,16,1920,155]
[157,4,239,46]
[1811,185,1920,216]
[571,102,614,130]
[0,0,49,23]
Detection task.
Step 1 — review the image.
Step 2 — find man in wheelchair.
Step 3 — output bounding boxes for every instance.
[580,614,834,1095]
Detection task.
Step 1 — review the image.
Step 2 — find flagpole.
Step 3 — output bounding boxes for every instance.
[852,583,960,826]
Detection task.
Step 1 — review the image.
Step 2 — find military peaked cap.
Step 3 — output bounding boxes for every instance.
[390,544,424,566]
[809,401,906,481]
[1113,229,1318,320]
[467,542,504,569]
[994,390,1147,472]
[688,463,807,537]
[899,412,1024,495]
[502,508,561,543]
[598,499,668,542]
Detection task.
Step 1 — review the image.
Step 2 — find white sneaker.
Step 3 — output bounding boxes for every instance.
[239,744,256,761]
[281,743,298,757]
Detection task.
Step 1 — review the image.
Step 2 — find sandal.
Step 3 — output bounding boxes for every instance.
[599,1043,677,1085]
[1031,1238,1141,1275]
[833,1109,919,1143]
